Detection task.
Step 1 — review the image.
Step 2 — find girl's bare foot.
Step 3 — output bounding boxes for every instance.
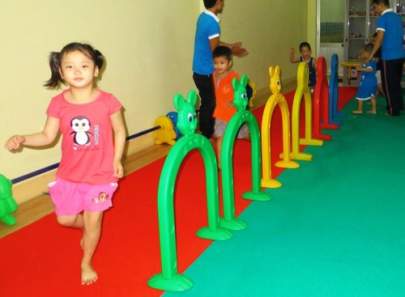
[81,264,98,285]
[352,110,363,114]
[367,110,377,114]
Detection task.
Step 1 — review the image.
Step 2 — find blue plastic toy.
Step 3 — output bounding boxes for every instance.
[329,54,343,125]
[166,112,182,139]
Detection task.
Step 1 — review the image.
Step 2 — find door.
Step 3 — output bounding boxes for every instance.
[318,0,346,76]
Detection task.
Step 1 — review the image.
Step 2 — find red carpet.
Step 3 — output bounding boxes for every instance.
[0,87,356,297]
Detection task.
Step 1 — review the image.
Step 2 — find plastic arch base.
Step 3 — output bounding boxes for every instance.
[291,152,312,161]
[197,226,232,240]
[261,178,282,189]
[314,132,332,141]
[0,214,16,225]
[300,138,323,146]
[243,191,271,202]
[275,160,300,169]
[148,273,193,292]
[219,217,248,231]
[280,152,313,161]
[321,122,339,130]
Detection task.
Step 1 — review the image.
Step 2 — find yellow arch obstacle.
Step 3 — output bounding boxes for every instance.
[261,66,299,189]
[290,62,324,161]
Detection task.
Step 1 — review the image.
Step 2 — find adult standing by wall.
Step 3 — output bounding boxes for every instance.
[192,0,248,138]
[370,0,405,116]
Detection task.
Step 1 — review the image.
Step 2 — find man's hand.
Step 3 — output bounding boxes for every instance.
[231,42,248,57]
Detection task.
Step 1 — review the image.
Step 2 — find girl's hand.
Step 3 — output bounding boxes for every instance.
[289,48,296,63]
[290,48,295,55]
[5,135,25,152]
[113,160,124,178]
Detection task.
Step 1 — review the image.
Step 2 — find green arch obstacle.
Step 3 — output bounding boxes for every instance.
[220,75,270,231]
[148,91,232,292]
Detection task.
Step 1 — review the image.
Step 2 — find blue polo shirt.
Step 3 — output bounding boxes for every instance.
[192,11,221,75]
[376,9,405,60]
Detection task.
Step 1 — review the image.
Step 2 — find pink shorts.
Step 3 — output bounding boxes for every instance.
[48,178,118,216]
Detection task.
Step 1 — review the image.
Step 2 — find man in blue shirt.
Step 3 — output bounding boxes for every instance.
[370,0,405,116]
[193,0,248,138]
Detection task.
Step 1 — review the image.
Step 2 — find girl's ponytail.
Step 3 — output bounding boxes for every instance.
[44,52,62,89]
[94,49,104,69]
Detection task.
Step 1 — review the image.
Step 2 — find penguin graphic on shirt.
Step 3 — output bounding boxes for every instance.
[71,116,91,145]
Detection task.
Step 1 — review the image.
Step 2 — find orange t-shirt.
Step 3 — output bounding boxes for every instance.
[213,70,239,122]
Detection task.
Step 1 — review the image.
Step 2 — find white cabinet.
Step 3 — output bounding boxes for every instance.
[345,0,396,60]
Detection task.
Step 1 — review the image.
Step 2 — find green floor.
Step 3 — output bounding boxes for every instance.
[165,98,405,297]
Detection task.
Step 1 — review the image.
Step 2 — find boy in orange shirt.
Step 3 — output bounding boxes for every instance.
[213,46,249,165]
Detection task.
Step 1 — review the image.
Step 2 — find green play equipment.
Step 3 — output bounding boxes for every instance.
[148,90,232,292]
[0,174,18,226]
[219,75,270,231]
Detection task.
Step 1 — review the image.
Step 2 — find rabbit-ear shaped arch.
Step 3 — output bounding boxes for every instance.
[187,90,198,108]
[173,94,186,111]
[232,77,240,90]
[269,66,274,78]
[275,66,281,77]
[240,74,249,87]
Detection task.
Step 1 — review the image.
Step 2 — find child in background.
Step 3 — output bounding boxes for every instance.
[353,43,377,114]
[212,46,249,165]
[290,41,316,90]
[5,42,127,285]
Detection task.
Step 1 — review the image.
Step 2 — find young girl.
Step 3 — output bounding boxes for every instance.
[4,42,126,285]
[290,41,317,90]
[353,43,377,114]
[212,46,249,167]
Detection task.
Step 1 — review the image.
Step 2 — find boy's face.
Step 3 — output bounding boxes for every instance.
[300,46,312,60]
[372,3,386,15]
[214,56,232,74]
[215,0,224,14]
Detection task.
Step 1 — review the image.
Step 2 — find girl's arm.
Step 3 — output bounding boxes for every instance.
[5,116,60,151]
[290,48,300,63]
[110,111,127,178]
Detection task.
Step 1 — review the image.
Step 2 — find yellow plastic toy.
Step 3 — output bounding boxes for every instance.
[154,116,177,145]
[261,66,299,189]
[289,62,323,161]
